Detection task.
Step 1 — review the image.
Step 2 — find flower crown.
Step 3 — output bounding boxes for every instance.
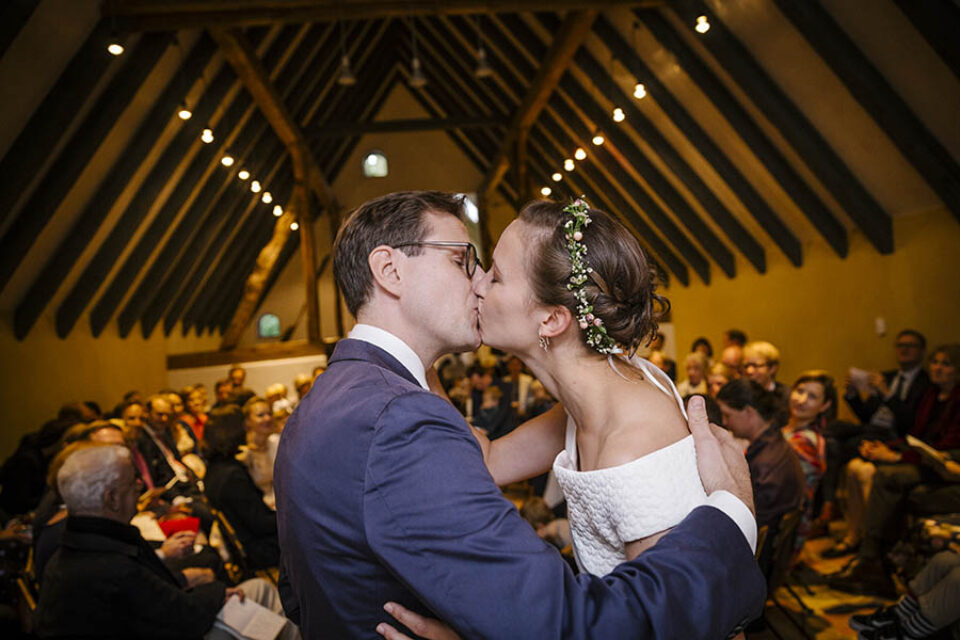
[563,198,620,355]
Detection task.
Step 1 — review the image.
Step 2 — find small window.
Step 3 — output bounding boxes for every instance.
[362,150,388,178]
[258,313,281,339]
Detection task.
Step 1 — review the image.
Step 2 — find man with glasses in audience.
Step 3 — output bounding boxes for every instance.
[275,191,764,639]
[741,341,790,426]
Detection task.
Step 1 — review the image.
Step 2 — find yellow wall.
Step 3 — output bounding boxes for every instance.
[664,206,960,419]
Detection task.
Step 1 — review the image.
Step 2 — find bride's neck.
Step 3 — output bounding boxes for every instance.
[524,345,630,435]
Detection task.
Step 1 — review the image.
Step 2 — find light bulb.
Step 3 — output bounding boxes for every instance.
[540,186,552,196]
[634,83,646,99]
[250,180,261,193]
[551,172,562,182]
[574,148,587,161]
[695,15,710,34]
[273,205,283,217]
[220,155,234,167]
[290,222,300,231]
[237,170,250,180]
[261,191,273,204]
[201,128,214,143]
[592,133,605,146]
[612,107,625,122]
[107,42,124,56]
[564,158,575,172]
[178,106,192,120]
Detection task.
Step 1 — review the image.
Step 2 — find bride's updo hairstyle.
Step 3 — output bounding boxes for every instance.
[518,200,669,355]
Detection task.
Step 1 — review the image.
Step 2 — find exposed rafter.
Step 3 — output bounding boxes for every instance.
[104,1,661,31]
[309,117,505,138]
[477,10,597,199]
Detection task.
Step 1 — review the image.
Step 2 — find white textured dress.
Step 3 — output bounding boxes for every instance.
[552,356,708,575]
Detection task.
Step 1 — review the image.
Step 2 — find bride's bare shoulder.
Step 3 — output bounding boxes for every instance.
[596,378,690,469]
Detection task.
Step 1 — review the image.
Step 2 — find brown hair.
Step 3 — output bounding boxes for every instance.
[333,191,467,316]
[518,200,668,354]
[792,370,837,422]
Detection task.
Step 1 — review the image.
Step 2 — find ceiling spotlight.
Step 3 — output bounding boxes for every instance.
[574,148,587,161]
[563,158,575,172]
[237,169,250,180]
[634,83,647,99]
[540,186,552,197]
[551,172,562,182]
[290,222,300,231]
[273,205,283,217]
[201,128,214,144]
[177,104,192,120]
[220,155,234,167]
[409,57,427,89]
[250,180,261,193]
[337,55,357,86]
[261,191,273,204]
[695,15,710,34]
[612,107,625,122]
[107,42,124,56]
[592,132,605,146]
[475,47,493,78]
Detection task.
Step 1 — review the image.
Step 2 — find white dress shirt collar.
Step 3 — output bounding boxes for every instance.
[347,324,429,390]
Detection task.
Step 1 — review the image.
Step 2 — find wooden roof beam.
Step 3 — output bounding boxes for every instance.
[477,9,597,199]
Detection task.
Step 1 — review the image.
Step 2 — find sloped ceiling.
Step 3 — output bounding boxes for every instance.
[1,0,958,342]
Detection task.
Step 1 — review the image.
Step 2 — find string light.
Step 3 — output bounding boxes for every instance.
[592,132,605,146]
[634,83,646,99]
[261,191,273,204]
[273,205,283,217]
[695,15,710,33]
[177,104,192,120]
[574,148,587,161]
[551,172,562,182]
[612,107,625,122]
[220,155,234,167]
[290,222,299,231]
[540,186,552,196]
[250,180,261,193]
[564,158,575,172]
[107,42,124,56]
[237,170,250,180]
[201,128,214,144]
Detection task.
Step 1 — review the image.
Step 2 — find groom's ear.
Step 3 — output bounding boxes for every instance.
[540,305,572,340]
[368,245,403,298]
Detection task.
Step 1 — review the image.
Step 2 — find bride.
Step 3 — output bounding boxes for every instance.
[379,199,718,638]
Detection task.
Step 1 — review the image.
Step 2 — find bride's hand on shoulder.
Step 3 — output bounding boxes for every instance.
[687,396,755,517]
[376,602,461,640]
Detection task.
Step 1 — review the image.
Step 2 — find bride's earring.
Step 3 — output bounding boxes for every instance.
[538,331,550,351]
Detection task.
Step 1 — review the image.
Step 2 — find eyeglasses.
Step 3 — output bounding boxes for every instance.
[393,241,482,278]
[742,361,770,371]
[896,342,923,349]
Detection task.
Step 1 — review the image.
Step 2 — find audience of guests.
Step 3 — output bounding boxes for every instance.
[203,407,280,570]
[35,445,298,639]
[239,397,280,510]
[707,362,738,399]
[717,380,805,576]
[743,341,790,425]
[691,336,713,360]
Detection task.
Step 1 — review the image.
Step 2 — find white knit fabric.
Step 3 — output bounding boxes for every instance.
[552,356,708,575]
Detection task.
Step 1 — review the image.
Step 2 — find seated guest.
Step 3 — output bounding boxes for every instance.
[473,386,505,436]
[294,373,313,401]
[238,397,279,509]
[717,380,805,577]
[229,366,256,407]
[203,406,280,570]
[502,355,534,420]
[527,380,556,418]
[164,390,205,478]
[36,445,299,640]
[850,549,960,640]
[312,365,326,379]
[133,396,197,491]
[707,362,737,399]
[742,341,790,424]
[781,371,834,546]
[181,386,209,443]
[721,345,743,372]
[830,345,960,598]
[212,379,236,410]
[266,383,294,415]
[691,336,713,360]
[724,328,748,349]
[677,351,708,398]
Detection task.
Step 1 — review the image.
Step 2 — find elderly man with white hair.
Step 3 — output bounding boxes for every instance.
[36,445,299,640]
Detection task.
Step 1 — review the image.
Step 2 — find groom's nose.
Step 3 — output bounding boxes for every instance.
[471,267,487,295]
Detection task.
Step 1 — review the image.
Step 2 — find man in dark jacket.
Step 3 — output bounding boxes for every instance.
[36,444,296,639]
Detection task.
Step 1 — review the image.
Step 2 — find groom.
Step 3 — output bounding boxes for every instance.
[275,191,765,639]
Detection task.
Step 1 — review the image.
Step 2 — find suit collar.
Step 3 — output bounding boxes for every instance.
[330,339,424,389]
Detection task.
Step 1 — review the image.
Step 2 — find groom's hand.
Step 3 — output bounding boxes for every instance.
[688,396,755,517]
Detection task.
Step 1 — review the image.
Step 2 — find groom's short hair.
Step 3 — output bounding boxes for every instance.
[333,191,466,316]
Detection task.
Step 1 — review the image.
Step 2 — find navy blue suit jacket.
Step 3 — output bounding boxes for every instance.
[275,339,765,639]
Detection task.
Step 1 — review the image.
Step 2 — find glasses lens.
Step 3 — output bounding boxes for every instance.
[465,244,477,277]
